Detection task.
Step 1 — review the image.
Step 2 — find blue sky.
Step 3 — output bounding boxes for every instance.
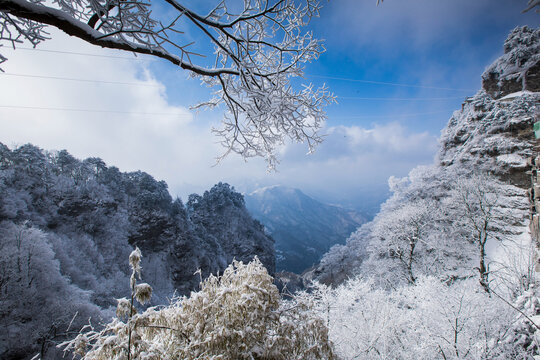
[0,0,538,214]
[305,0,538,133]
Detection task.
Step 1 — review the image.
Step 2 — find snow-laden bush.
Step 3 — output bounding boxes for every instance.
[306,276,533,360]
[0,221,101,359]
[492,284,540,358]
[62,249,336,360]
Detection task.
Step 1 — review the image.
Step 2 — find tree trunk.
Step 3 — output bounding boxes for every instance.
[478,245,489,293]
[407,239,416,285]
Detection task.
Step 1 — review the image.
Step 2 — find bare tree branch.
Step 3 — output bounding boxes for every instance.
[0,0,334,168]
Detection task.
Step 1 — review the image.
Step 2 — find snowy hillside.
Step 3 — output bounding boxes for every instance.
[245,185,366,273]
[0,145,273,359]
[302,26,540,359]
[309,26,539,286]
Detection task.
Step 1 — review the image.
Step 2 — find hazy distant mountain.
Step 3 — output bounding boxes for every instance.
[245,185,366,273]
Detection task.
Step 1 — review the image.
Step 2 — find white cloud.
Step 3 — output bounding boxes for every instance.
[214,122,438,212]
[0,29,220,189]
[267,123,438,196]
[0,29,439,210]
[323,0,531,51]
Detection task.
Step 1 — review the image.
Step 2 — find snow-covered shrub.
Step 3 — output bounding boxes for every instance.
[491,284,540,358]
[0,221,100,359]
[308,275,523,360]
[63,250,336,360]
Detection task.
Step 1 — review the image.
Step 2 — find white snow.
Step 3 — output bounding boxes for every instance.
[499,90,537,101]
[496,153,528,167]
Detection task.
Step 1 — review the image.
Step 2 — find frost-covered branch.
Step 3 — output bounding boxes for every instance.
[0,0,334,168]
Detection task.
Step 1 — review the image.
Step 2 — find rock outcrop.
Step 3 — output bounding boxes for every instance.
[307,26,540,287]
[482,26,540,99]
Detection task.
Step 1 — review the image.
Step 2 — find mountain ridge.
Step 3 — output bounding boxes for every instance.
[245,185,366,273]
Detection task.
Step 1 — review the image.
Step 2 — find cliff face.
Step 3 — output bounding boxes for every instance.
[441,27,540,188]
[482,26,540,100]
[307,26,540,287]
[438,90,538,188]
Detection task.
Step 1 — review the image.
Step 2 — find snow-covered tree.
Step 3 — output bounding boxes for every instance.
[0,0,334,167]
[371,199,435,285]
[307,275,523,360]
[0,143,280,357]
[0,221,100,359]
[447,174,506,293]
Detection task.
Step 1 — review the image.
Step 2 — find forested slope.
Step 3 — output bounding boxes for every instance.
[301,26,540,359]
[0,144,274,359]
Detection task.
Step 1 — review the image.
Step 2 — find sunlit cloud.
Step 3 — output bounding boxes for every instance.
[0,28,440,211]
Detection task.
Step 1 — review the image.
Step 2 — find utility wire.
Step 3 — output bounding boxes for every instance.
[1,72,468,100]
[0,72,160,87]
[332,109,454,119]
[13,47,474,92]
[306,74,475,92]
[0,105,181,116]
[0,104,452,119]
[337,96,465,101]
[14,46,143,60]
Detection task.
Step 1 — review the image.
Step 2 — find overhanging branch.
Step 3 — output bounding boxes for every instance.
[0,0,239,77]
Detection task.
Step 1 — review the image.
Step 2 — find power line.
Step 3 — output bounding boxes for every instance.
[332,109,454,120]
[306,74,475,92]
[1,72,467,100]
[0,104,452,119]
[337,96,465,101]
[0,72,160,87]
[13,47,474,93]
[0,105,182,116]
[14,46,144,60]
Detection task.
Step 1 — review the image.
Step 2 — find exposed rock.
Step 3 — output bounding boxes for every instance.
[482,26,540,99]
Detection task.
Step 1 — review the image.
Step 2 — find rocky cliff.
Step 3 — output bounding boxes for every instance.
[307,26,540,286]
[482,26,540,100]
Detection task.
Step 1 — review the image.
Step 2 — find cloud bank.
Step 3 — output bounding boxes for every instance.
[0,29,439,211]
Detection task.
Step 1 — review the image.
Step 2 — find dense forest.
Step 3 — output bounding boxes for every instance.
[0,143,274,359]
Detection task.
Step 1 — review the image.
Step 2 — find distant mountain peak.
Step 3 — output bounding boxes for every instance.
[249,185,301,196]
[245,185,366,273]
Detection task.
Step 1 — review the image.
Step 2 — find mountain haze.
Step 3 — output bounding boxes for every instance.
[245,185,366,273]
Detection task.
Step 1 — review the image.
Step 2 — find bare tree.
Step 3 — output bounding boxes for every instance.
[450,174,502,293]
[0,0,334,168]
[372,200,434,285]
